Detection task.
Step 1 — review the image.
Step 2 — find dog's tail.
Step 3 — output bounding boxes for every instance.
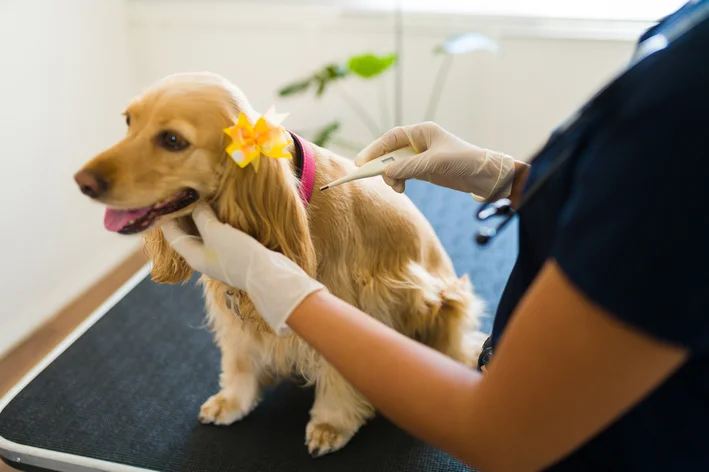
[433,270,486,366]
[361,261,486,366]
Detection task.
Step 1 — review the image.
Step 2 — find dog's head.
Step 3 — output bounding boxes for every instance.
[75,72,315,284]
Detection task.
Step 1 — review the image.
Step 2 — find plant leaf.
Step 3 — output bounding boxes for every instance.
[278,78,312,97]
[312,121,341,147]
[348,53,397,79]
[279,64,348,98]
[435,33,499,55]
[315,76,327,97]
[314,63,349,97]
[324,64,349,79]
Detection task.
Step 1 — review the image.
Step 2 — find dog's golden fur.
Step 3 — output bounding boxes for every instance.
[78,72,484,456]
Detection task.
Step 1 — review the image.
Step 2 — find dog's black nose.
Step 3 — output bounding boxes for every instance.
[74,169,108,199]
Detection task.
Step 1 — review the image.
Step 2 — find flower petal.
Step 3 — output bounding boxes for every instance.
[230,149,246,165]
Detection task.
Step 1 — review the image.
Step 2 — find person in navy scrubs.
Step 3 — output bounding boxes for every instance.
[163,1,709,469]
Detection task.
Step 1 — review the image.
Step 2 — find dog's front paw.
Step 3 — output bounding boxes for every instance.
[199,391,258,426]
[305,421,354,458]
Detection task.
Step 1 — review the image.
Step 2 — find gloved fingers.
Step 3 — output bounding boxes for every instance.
[191,202,222,243]
[355,126,413,166]
[382,175,406,193]
[382,174,398,188]
[192,202,266,253]
[384,150,430,181]
[161,219,207,269]
[161,218,191,243]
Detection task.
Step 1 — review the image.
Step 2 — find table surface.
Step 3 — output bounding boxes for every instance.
[0,180,518,472]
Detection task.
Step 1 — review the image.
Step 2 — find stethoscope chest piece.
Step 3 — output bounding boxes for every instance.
[474,198,514,246]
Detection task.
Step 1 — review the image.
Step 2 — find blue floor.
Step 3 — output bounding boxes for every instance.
[404,180,518,334]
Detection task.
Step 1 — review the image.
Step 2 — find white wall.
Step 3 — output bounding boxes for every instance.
[0,0,137,356]
[0,0,658,358]
[125,1,641,160]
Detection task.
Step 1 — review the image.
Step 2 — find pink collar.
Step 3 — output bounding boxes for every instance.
[288,131,316,206]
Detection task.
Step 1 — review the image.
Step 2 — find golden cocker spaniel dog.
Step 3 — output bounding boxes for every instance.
[74,72,484,456]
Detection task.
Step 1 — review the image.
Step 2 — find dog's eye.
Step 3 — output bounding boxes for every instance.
[158,131,189,152]
[125,115,131,126]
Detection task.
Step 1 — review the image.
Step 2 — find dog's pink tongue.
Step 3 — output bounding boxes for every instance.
[104,207,152,232]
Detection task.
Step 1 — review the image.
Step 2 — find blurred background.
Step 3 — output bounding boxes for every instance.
[0,0,686,359]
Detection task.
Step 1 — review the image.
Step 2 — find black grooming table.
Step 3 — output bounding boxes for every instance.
[0,180,517,472]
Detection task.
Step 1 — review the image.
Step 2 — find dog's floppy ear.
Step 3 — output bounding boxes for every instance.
[209,83,316,274]
[142,227,194,284]
[215,155,317,277]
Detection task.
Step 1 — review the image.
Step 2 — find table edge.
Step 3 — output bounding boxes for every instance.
[0,265,158,472]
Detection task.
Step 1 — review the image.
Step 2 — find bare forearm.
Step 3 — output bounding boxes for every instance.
[287,264,688,472]
[287,290,482,462]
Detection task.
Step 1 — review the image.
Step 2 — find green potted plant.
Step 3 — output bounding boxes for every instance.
[278,33,499,151]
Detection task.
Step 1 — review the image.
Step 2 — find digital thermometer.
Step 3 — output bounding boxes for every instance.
[320,147,417,191]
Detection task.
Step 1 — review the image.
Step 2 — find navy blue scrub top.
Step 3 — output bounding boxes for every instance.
[490,1,709,470]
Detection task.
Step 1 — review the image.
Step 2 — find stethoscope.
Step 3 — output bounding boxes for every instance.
[474,0,708,246]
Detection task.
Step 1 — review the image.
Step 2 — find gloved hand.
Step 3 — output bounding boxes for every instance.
[161,203,326,336]
[356,122,516,200]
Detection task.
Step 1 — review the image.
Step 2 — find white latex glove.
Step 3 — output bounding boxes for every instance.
[161,203,326,336]
[356,122,516,201]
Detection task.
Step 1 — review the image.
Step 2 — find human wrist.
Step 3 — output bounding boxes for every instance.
[285,289,329,332]
[246,253,326,336]
[252,283,327,337]
[467,149,516,202]
[510,161,530,209]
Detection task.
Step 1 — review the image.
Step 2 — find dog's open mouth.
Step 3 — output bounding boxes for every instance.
[104,188,199,235]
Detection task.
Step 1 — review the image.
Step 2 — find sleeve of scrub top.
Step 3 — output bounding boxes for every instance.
[551,40,709,351]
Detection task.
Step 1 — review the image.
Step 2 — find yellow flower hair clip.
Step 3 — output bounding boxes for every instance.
[223,106,293,172]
